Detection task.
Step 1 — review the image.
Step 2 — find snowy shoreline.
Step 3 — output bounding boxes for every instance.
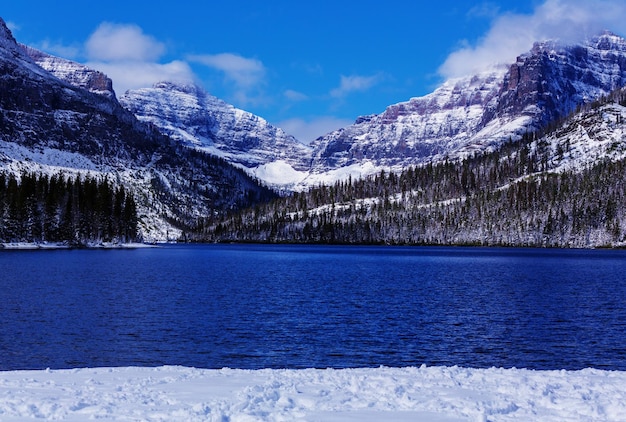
[0,242,159,250]
[0,365,624,421]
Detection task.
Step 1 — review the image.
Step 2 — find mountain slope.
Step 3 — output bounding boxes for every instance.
[0,18,275,241]
[119,82,312,188]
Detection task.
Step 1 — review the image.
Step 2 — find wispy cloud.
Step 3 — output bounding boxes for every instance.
[83,23,194,95]
[35,39,81,59]
[466,2,501,19]
[278,116,353,143]
[284,89,308,102]
[330,74,384,98]
[5,21,20,33]
[440,0,626,79]
[189,53,265,87]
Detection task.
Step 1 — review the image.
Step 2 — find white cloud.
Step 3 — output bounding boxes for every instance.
[80,22,195,95]
[330,74,383,98]
[439,0,626,79]
[278,116,353,143]
[85,22,165,62]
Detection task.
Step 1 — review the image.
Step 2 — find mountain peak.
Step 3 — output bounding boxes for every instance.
[0,17,16,43]
[528,31,626,54]
[120,81,313,182]
[153,81,205,96]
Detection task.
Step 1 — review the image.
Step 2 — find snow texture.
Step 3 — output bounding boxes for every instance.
[0,366,624,421]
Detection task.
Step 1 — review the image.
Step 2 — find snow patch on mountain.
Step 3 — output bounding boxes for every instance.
[539,101,626,173]
[251,160,308,186]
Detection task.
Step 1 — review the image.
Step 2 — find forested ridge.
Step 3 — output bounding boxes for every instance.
[193,93,626,248]
[0,172,138,245]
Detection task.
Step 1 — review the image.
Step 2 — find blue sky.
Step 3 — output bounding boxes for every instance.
[4,0,626,142]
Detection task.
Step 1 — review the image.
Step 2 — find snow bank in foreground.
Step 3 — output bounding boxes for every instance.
[0,366,624,421]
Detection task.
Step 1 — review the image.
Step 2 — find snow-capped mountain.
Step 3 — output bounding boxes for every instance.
[0,17,273,241]
[119,82,312,188]
[310,66,510,173]
[4,10,626,243]
[308,32,626,180]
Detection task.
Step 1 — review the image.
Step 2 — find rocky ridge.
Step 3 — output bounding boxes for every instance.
[24,46,116,99]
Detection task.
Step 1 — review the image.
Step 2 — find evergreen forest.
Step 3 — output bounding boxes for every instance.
[0,172,138,245]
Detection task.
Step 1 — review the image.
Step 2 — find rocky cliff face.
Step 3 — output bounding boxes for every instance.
[492,31,626,129]
[309,32,626,179]
[119,82,313,188]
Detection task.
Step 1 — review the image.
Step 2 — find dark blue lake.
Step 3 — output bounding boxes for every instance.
[1,244,626,371]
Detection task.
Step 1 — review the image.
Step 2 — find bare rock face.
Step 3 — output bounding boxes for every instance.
[0,18,20,54]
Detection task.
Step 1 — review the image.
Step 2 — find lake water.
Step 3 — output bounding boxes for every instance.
[1,244,625,371]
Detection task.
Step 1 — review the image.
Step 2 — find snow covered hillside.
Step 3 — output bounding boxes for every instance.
[119,82,313,190]
[1,366,624,421]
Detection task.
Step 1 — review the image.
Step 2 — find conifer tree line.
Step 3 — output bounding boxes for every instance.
[193,91,626,248]
[0,171,138,244]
